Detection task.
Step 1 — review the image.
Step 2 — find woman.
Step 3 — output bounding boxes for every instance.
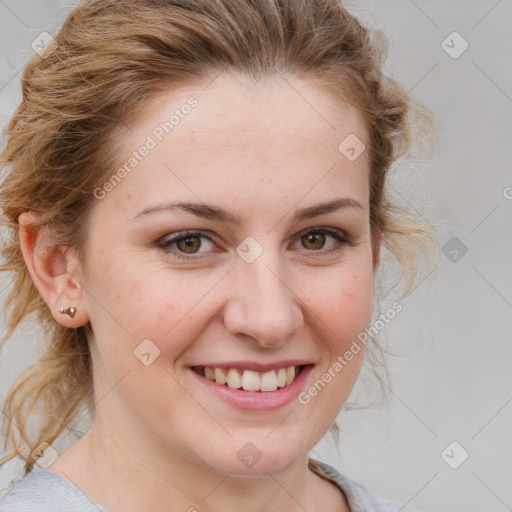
[0,0,438,510]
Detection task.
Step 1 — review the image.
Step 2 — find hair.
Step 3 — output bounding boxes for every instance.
[0,0,439,475]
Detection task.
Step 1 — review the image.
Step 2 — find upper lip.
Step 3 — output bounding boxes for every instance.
[190,360,314,372]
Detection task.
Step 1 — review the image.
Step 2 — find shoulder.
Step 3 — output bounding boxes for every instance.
[308,458,422,512]
[0,468,106,512]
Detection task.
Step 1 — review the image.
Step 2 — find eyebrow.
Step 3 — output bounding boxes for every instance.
[132,198,365,225]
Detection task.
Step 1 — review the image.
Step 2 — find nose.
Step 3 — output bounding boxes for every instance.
[222,249,304,348]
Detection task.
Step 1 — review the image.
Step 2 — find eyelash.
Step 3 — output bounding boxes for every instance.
[156,227,355,260]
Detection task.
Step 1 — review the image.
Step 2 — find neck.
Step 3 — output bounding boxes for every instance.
[48,416,346,512]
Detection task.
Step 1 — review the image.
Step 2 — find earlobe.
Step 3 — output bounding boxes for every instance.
[59,306,77,318]
[18,211,89,327]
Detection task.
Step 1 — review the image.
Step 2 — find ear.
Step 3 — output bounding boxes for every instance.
[18,211,90,328]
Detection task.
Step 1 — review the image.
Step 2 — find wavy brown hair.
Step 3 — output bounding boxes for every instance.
[0,0,439,475]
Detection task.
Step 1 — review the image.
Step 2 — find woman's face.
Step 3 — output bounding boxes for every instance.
[76,73,377,475]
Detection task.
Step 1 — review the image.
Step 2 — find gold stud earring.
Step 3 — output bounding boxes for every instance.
[59,306,77,318]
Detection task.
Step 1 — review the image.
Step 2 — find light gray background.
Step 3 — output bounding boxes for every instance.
[0,1,511,511]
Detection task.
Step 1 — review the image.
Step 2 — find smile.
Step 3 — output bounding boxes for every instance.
[189,363,313,411]
[191,365,304,392]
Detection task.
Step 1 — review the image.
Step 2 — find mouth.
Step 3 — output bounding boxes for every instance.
[191,364,308,392]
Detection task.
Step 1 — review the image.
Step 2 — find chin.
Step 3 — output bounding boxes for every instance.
[196,436,310,477]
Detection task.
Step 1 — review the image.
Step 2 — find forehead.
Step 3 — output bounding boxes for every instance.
[138,73,367,151]
[101,73,370,215]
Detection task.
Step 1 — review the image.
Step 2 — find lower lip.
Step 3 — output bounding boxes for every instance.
[189,365,313,412]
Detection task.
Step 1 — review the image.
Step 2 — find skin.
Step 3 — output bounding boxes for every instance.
[19,72,380,512]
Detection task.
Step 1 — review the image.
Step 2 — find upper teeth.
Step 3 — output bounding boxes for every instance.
[201,366,298,392]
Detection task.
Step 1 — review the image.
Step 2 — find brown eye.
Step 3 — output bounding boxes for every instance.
[158,231,216,259]
[293,227,352,256]
[301,232,326,250]
[176,235,202,254]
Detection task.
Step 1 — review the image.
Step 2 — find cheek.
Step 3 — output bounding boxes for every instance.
[84,260,195,420]
[294,266,373,427]
[301,264,374,350]
[86,257,223,367]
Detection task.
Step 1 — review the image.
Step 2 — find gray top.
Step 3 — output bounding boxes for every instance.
[0,458,421,511]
